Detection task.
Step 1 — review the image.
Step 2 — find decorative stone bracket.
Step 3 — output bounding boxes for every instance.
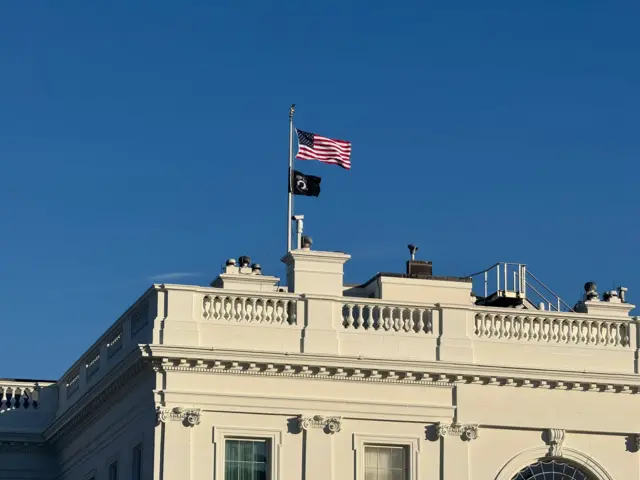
[544,428,565,457]
[298,414,342,434]
[438,422,479,442]
[436,422,479,441]
[156,406,201,427]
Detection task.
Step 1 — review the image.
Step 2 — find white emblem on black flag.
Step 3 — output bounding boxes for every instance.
[291,170,321,197]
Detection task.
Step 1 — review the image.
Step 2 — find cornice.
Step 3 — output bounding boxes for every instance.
[44,348,147,444]
[145,345,640,395]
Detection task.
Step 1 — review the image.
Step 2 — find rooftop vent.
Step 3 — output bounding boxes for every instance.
[405,244,433,277]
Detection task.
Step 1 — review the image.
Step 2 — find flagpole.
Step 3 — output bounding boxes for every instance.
[287,104,295,253]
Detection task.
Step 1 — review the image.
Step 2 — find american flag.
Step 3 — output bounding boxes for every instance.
[295,129,352,170]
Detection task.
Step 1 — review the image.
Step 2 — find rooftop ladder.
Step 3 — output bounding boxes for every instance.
[468,262,574,313]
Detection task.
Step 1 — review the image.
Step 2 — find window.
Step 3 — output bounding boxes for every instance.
[132,444,142,480]
[225,439,269,480]
[512,460,589,480]
[353,434,420,480]
[365,445,408,480]
[108,460,118,480]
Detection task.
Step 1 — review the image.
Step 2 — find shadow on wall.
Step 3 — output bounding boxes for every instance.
[286,417,305,480]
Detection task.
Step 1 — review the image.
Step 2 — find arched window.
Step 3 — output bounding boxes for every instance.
[512,459,591,479]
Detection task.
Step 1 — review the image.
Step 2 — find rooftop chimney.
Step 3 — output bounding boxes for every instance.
[405,244,433,277]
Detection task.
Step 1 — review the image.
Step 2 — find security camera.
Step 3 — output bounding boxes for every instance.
[292,215,305,221]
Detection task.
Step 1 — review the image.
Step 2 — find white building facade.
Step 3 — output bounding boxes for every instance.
[1,245,639,480]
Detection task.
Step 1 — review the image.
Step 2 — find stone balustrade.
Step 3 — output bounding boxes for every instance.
[341,300,434,334]
[0,382,40,412]
[202,292,298,325]
[474,310,631,348]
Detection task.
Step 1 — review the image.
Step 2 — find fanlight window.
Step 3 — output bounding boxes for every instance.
[512,460,590,480]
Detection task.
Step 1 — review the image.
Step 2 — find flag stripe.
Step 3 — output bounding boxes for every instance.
[295,129,352,170]
[297,153,351,163]
[298,146,350,160]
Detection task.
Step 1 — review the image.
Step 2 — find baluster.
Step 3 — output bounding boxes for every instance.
[403,308,411,332]
[503,315,512,339]
[364,306,373,329]
[532,318,540,341]
[513,316,522,340]
[265,300,274,324]
[551,319,560,342]
[474,314,482,336]
[416,309,425,333]
[273,301,282,324]
[393,308,402,331]
[0,389,6,411]
[253,300,262,323]
[484,315,492,337]
[610,323,617,346]
[494,315,501,338]
[520,317,529,340]
[223,297,232,320]
[345,305,354,328]
[541,318,550,342]
[354,305,364,329]
[579,321,588,345]
[245,298,254,322]
[570,321,578,344]
[242,297,252,323]
[382,307,391,331]
[238,298,246,322]
[234,298,242,321]
[203,296,212,319]
[213,297,222,320]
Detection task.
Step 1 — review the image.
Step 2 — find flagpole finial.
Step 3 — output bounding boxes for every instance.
[290,104,295,119]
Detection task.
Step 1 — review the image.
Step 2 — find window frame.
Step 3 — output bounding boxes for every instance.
[352,433,421,480]
[212,426,283,480]
[107,459,118,480]
[131,442,143,480]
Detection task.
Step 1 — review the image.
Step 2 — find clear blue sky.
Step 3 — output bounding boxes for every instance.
[1,1,638,380]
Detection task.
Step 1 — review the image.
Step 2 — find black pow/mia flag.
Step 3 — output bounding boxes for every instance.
[291,170,321,197]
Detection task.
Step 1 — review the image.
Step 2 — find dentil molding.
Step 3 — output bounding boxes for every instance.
[436,422,479,441]
[298,414,342,434]
[156,406,201,427]
[149,354,640,397]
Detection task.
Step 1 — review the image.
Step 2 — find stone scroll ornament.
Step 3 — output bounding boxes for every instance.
[156,406,201,427]
[545,429,565,457]
[298,415,342,434]
[436,422,479,441]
